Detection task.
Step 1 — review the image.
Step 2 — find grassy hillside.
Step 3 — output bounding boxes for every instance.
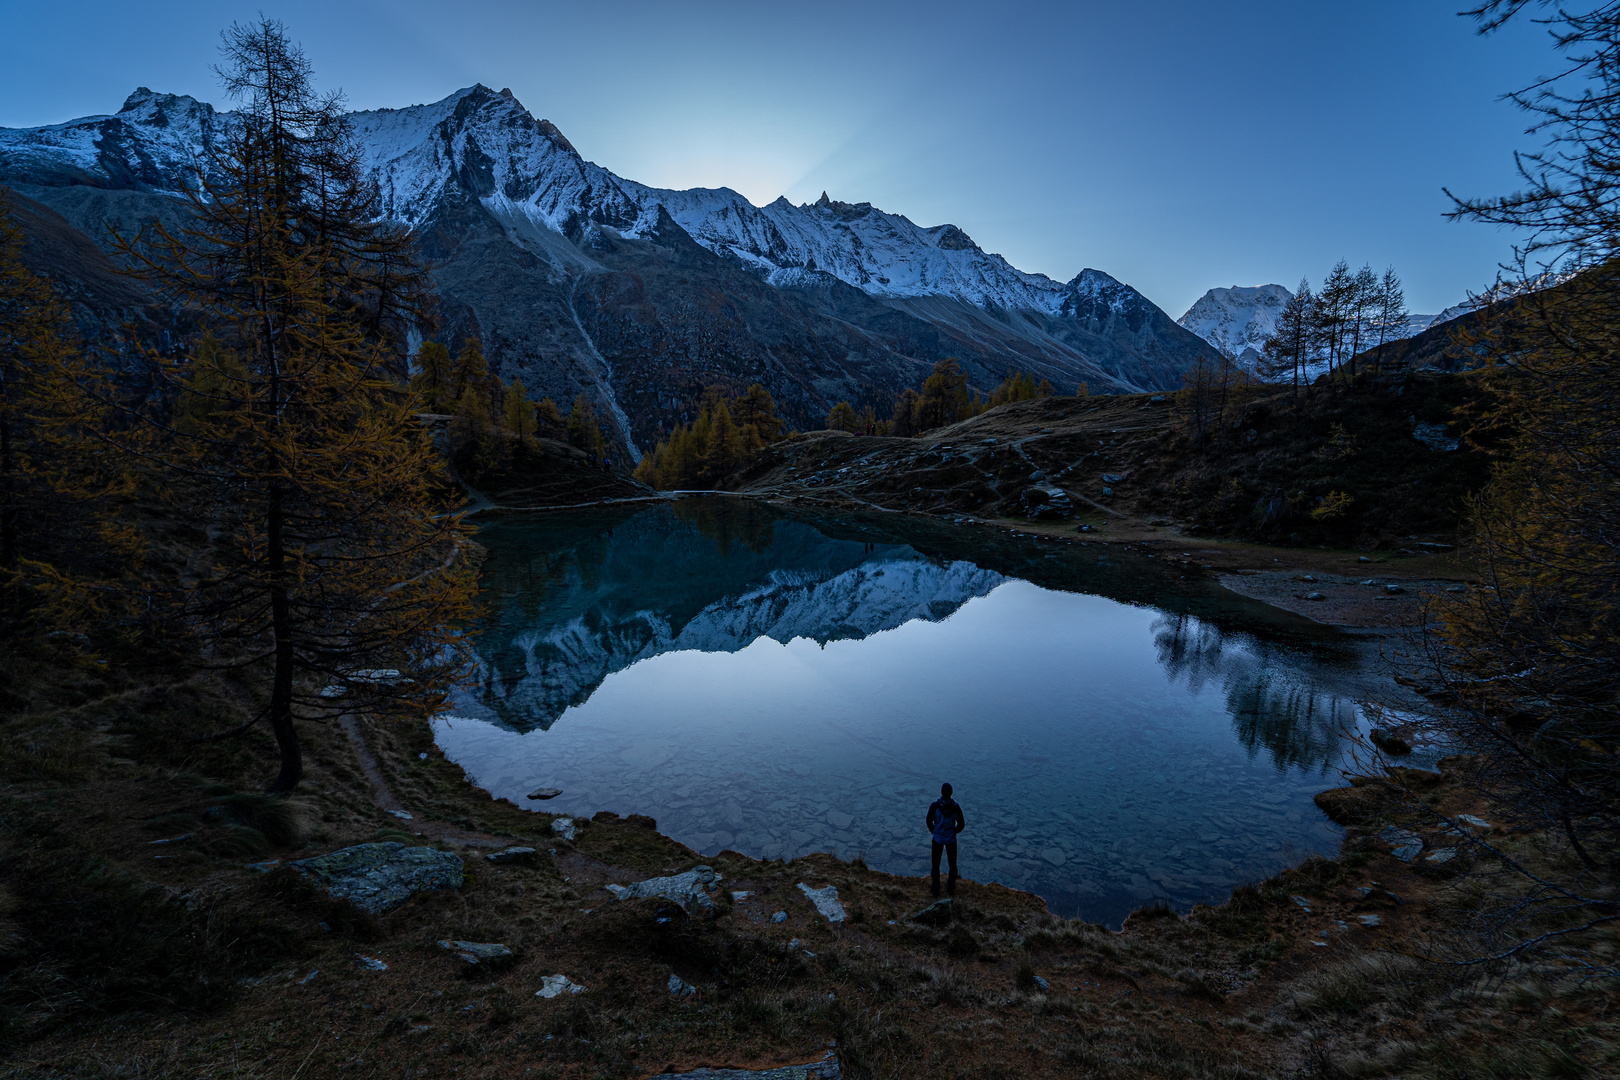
[736,372,1497,550]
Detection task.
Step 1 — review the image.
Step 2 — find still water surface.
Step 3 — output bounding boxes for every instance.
[439,499,1385,925]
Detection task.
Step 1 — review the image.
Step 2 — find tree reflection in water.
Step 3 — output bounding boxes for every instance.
[1153,613,1357,774]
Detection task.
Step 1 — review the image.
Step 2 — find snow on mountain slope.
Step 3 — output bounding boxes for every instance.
[1177,285,1291,364]
[466,555,1004,730]
[1178,283,1450,367]
[1,84,1142,317]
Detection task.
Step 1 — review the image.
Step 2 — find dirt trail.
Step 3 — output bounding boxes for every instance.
[339,714,506,849]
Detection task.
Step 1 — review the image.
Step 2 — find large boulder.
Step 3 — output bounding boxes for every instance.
[1020,484,1074,520]
[291,842,464,914]
[605,866,722,917]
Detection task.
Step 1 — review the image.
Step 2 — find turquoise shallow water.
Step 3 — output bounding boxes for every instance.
[438,499,1384,926]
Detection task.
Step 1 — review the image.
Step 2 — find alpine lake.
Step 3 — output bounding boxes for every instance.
[438,498,1412,927]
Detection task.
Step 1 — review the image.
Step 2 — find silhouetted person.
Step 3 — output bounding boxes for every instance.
[926,782,966,897]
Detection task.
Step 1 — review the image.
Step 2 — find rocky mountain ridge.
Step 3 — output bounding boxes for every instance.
[1,84,1222,455]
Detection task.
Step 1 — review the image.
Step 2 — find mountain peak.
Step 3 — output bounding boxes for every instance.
[120,87,159,113]
[1177,283,1294,363]
[446,84,575,155]
[1066,268,1125,293]
[930,224,978,251]
[118,87,212,119]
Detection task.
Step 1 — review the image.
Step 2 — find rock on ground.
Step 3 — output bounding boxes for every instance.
[908,898,954,926]
[659,1056,840,1079]
[486,846,536,863]
[438,940,512,964]
[536,974,586,998]
[291,842,464,914]
[797,882,846,922]
[1378,826,1424,862]
[605,865,722,916]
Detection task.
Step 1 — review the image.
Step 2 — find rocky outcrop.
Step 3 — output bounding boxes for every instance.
[290,842,464,914]
[797,883,846,923]
[605,866,723,917]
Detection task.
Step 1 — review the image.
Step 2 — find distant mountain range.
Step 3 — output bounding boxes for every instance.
[0,85,1223,457]
[1176,284,1468,367]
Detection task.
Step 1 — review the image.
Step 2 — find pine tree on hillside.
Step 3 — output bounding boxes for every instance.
[891,388,921,437]
[826,401,858,432]
[914,358,970,432]
[0,191,102,590]
[704,401,743,480]
[1346,264,1380,375]
[453,382,497,473]
[987,369,1055,407]
[634,384,787,490]
[1315,260,1355,382]
[567,395,607,462]
[1259,278,1316,397]
[409,341,453,412]
[536,397,564,439]
[450,337,492,408]
[502,378,534,443]
[171,332,248,435]
[105,18,477,792]
[1370,266,1407,374]
[732,384,783,444]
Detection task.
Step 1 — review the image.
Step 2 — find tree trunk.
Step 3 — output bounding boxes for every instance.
[0,412,15,574]
[265,482,302,792]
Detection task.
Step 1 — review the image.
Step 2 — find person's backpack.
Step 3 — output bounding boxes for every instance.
[930,798,959,839]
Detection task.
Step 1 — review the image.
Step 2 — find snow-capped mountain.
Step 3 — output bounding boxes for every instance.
[469,556,1004,731]
[1178,283,1456,369]
[1176,285,1292,365]
[1,85,1221,449]
[2,85,1135,313]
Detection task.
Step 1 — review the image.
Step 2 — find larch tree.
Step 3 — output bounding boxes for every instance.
[0,190,115,606]
[826,401,858,432]
[1370,266,1408,374]
[409,341,453,412]
[891,388,921,437]
[1388,0,1620,972]
[535,396,564,439]
[566,395,607,462]
[1346,263,1380,375]
[449,337,492,408]
[107,18,478,792]
[502,378,534,443]
[914,357,970,432]
[1258,277,1316,397]
[1314,260,1355,382]
[0,193,71,581]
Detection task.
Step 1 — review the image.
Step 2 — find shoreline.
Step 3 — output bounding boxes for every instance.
[468,486,1471,635]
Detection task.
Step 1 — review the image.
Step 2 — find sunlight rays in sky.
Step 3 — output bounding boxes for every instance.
[0,0,1555,314]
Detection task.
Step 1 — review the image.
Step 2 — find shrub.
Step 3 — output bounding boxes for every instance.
[1279,953,1422,1017]
[1310,490,1355,522]
[209,793,305,847]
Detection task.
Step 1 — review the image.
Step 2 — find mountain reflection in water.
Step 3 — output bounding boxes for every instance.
[442,499,1377,925]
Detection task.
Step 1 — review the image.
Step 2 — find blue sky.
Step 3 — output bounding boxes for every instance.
[0,1,1556,316]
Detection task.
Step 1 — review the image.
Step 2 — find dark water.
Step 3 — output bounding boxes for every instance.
[439,498,1384,926]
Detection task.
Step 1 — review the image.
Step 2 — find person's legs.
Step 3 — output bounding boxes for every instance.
[945,842,959,895]
[930,841,943,896]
